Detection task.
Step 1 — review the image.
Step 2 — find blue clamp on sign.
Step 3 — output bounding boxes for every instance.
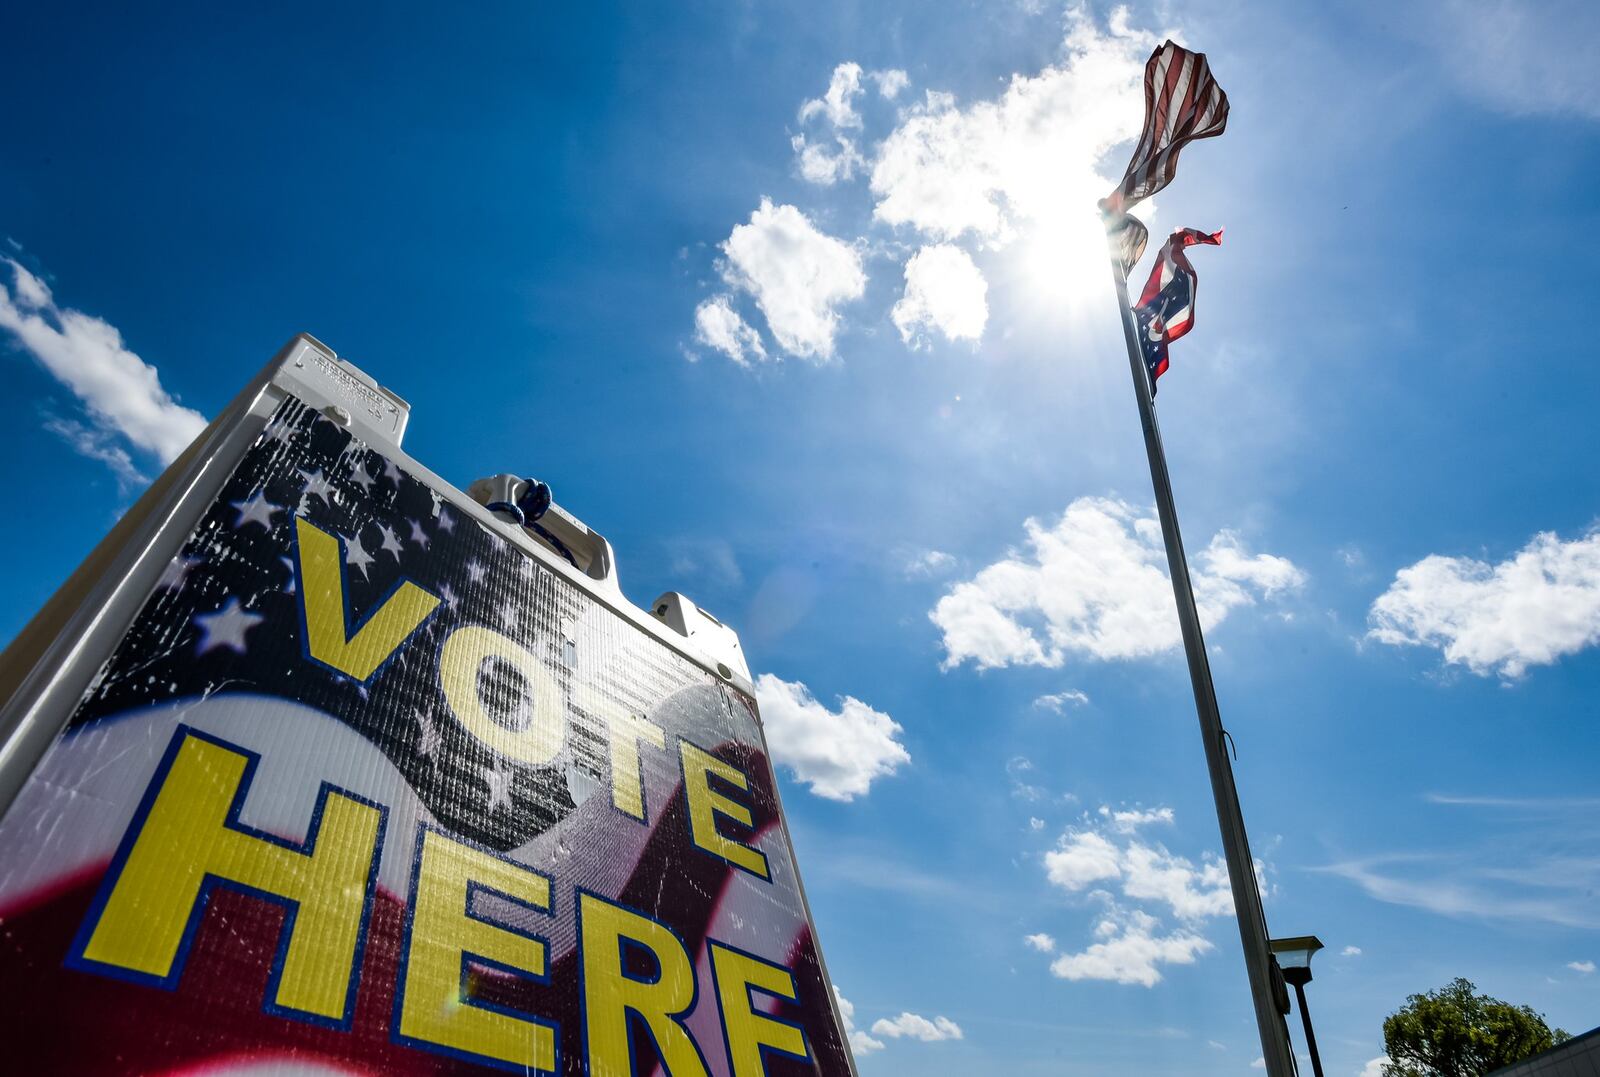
[515,479,554,522]
[484,500,526,525]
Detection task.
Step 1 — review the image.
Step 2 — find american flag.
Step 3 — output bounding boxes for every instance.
[1103,40,1230,216]
[1133,227,1222,395]
[1106,212,1149,281]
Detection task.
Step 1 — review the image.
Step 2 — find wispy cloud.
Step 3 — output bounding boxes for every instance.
[1313,853,1600,930]
[0,257,205,478]
[1398,1,1600,121]
[1424,793,1600,811]
[901,547,957,579]
[41,415,146,488]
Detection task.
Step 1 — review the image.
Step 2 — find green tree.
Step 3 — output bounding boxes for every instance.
[1382,978,1571,1076]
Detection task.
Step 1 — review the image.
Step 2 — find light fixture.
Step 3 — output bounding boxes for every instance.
[1270,935,1326,1077]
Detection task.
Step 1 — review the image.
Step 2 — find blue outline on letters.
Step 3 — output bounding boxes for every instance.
[390,823,561,1075]
[706,938,814,1075]
[677,737,771,882]
[292,514,440,686]
[574,887,713,1077]
[66,724,388,1032]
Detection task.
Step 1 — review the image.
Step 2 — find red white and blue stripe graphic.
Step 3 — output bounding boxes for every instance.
[1104,41,1230,215]
[1133,227,1222,395]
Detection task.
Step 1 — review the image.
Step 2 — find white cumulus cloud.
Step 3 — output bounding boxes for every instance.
[1368,525,1600,678]
[1033,806,1245,986]
[932,497,1304,671]
[692,294,767,366]
[800,62,865,128]
[1569,960,1595,974]
[754,673,910,800]
[832,989,885,1055]
[869,12,1155,249]
[792,135,866,186]
[720,199,866,361]
[1342,945,1362,957]
[794,63,871,185]
[1024,932,1057,953]
[891,243,989,347]
[1046,817,1233,920]
[1102,805,1175,833]
[871,68,910,100]
[1359,1057,1393,1077]
[1034,689,1090,712]
[1048,909,1212,988]
[0,257,206,472]
[870,1012,964,1042]
[902,547,956,578]
[1045,830,1124,891]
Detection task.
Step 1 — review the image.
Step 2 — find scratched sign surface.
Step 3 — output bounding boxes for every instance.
[0,397,850,1076]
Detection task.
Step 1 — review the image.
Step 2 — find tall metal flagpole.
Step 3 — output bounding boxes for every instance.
[1105,241,1297,1077]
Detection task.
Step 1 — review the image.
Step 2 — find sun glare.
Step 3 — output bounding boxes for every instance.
[1012,203,1117,315]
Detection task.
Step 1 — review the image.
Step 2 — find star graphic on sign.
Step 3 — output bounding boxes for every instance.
[263,419,298,448]
[157,555,203,592]
[437,507,456,534]
[231,491,283,531]
[407,519,431,550]
[194,596,264,655]
[383,457,405,485]
[298,468,337,507]
[466,558,486,583]
[280,555,297,594]
[498,600,519,633]
[438,581,459,611]
[348,458,376,494]
[345,529,375,579]
[484,762,513,813]
[518,555,535,578]
[415,707,442,760]
[429,488,444,517]
[378,524,404,560]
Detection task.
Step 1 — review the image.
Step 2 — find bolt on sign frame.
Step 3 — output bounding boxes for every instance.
[0,334,856,1076]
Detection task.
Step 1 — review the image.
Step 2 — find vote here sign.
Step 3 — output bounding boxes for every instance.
[0,391,853,1076]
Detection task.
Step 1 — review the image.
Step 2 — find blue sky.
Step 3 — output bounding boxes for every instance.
[3,1,1599,1073]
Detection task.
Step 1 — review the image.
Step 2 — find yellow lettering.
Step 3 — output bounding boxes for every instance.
[575,684,665,821]
[76,728,383,1022]
[709,943,810,1074]
[680,742,769,880]
[397,830,556,1072]
[439,626,565,765]
[295,516,439,682]
[579,892,708,1077]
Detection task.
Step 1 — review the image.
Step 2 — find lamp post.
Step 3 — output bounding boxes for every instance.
[1270,935,1326,1077]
